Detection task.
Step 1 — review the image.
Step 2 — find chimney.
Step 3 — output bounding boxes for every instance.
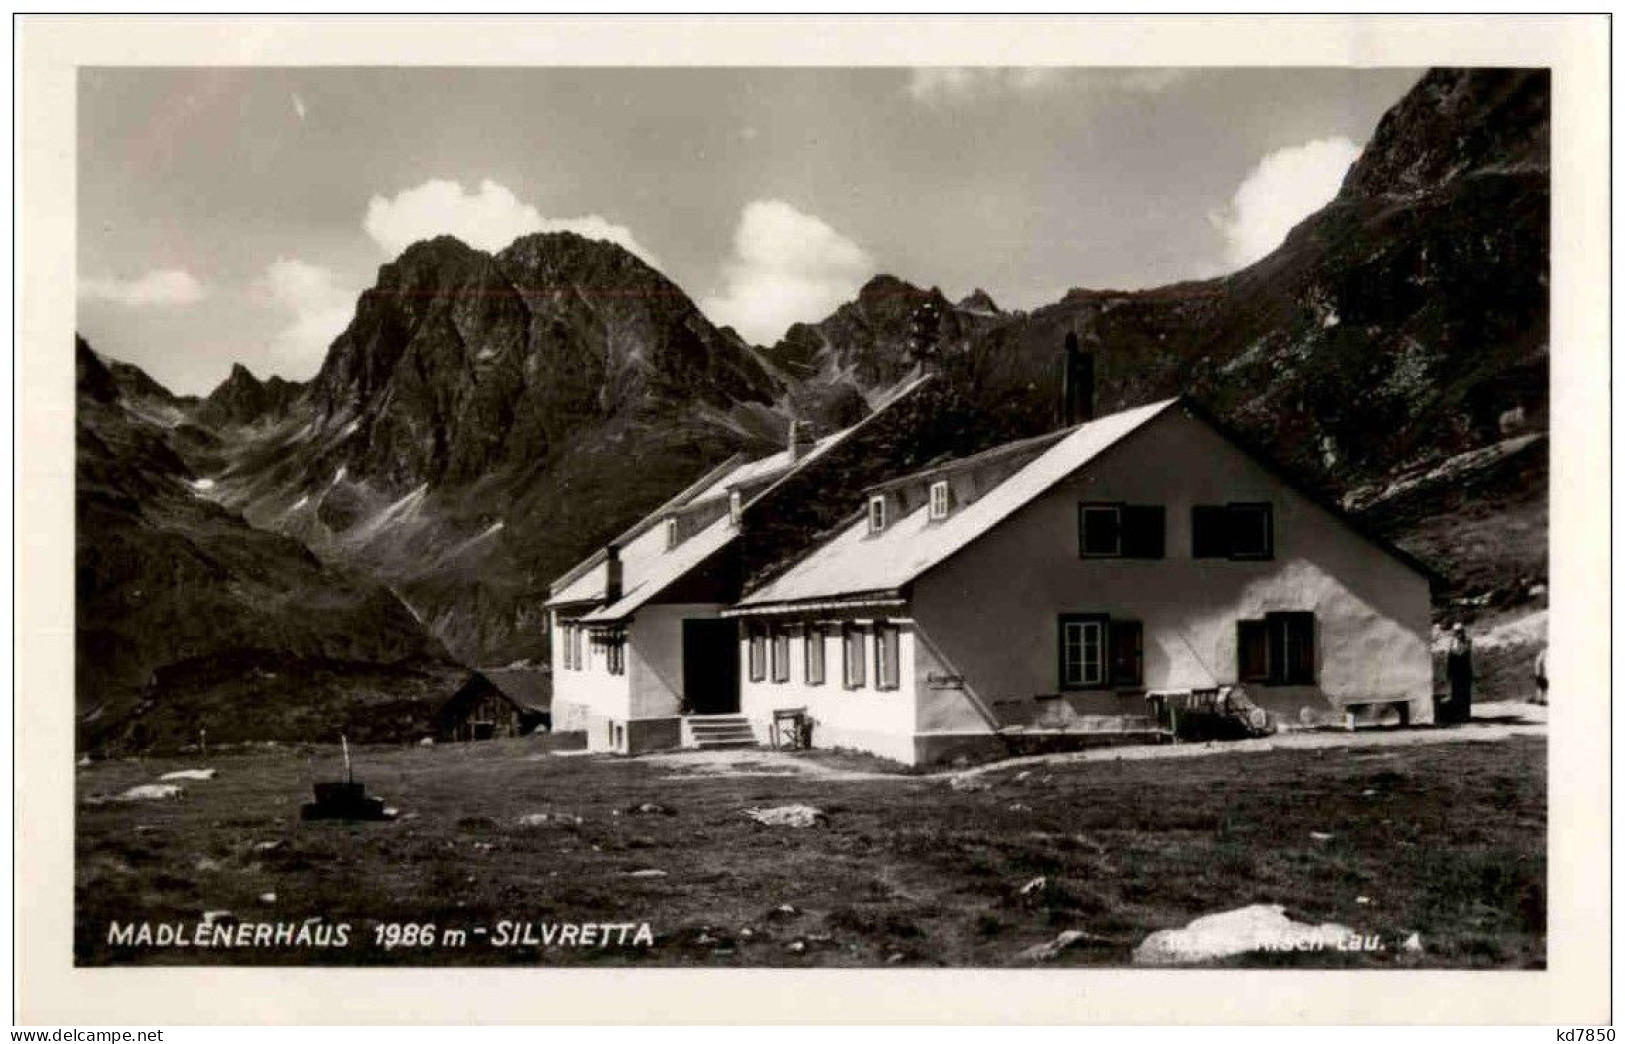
[1061,332,1095,426]
[787,419,804,463]
[604,544,623,603]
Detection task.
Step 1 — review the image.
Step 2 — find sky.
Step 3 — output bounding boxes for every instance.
[78,66,1422,395]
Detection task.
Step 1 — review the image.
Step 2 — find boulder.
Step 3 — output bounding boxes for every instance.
[116,783,183,802]
[742,804,826,828]
[1132,904,1357,966]
[160,769,218,782]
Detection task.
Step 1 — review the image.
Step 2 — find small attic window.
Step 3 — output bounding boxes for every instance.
[868,494,888,535]
[728,489,743,526]
[929,480,951,521]
[664,516,679,550]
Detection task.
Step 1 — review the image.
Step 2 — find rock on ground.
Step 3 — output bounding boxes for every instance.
[116,783,184,802]
[741,804,827,828]
[1132,904,1356,966]
[1019,929,1109,962]
[159,769,218,782]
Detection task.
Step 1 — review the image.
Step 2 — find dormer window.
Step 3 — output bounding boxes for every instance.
[729,489,743,526]
[929,480,951,521]
[664,516,679,550]
[868,494,888,535]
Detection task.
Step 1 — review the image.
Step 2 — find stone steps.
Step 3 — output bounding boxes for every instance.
[686,715,758,749]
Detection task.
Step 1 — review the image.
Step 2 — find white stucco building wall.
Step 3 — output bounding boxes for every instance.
[549,612,632,751]
[909,408,1434,733]
[738,619,920,763]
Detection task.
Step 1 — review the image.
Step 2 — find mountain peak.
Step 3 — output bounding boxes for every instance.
[957,288,1001,314]
[1341,68,1550,200]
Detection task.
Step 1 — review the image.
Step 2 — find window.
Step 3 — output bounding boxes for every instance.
[874,623,901,690]
[1059,614,1109,689]
[1228,503,1274,559]
[571,624,584,671]
[843,625,867,689]
[1238,611,1315,685]
[929,480,951,521]
[1193,502,1274,560]
[559,622,573,670]
[664,516,679,550]
[1079,504,1122,556]
[1110,620,1144,688]
[771,625,791,683]
[805,624,826,686]
[1079,503,1165,558]
[867,495,888,535]
[605,633,626,676]
[747,624,766,682]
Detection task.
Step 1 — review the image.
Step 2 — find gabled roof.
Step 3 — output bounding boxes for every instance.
[729,395,1443,615]
[732,398,1182,612]
[545,373,935,617]
[580,511,736,623]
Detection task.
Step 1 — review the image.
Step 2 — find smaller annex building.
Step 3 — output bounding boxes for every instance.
[549,389,1436,764]
[544,376,932,754]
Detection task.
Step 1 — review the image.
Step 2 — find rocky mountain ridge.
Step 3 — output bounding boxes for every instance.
[83,67,1549,690]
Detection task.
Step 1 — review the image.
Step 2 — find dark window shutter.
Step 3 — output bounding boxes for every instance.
[1228,503,1274,559]
[1238,619,1269,682]
[876,624,900,690]
[805,626,825,686]
[748,626,766,682]
[1269,612,1315,684]
[1192,505,1229,558]
[1122,506,1166,559]
[1110,620,1144,687]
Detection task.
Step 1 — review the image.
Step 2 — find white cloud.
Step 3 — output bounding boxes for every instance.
[257,258,356,373]
[907,68,1064,104]
[1211,137,1362,268]
[906,67,1187,105]
[699,200,873,346]
[80,269,206,307]
[363,178,658,265]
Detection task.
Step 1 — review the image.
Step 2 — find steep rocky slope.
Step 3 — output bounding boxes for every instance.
[202,233,801,665]
[76,337,471,753]
[772,68,1548,608]
[97,67,1548,684]
[193,362,303,430]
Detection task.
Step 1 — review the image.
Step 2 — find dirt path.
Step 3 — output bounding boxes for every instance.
[639,748,904,782]
[627,702,1545,784]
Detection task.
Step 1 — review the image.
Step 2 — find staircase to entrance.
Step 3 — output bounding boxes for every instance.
[683,714,758,750]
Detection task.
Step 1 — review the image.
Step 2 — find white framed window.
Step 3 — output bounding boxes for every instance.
[665,516,679,550]
[929,480,950,520]
[868,495,888,535]
[1059,615,1107,689]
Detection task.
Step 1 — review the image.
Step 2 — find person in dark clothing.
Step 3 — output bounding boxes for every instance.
[1443,623,1474,724]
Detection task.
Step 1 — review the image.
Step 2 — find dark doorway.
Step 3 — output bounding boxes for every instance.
[683,618,740,714]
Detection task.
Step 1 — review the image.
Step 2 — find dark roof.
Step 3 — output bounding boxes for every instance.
[480,668,552,711]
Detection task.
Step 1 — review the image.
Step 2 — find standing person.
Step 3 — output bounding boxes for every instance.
[1444,623,1474,724]
[1532,646,1548,705]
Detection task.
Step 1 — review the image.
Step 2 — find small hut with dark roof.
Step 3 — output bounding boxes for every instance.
[433,672,549,742]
